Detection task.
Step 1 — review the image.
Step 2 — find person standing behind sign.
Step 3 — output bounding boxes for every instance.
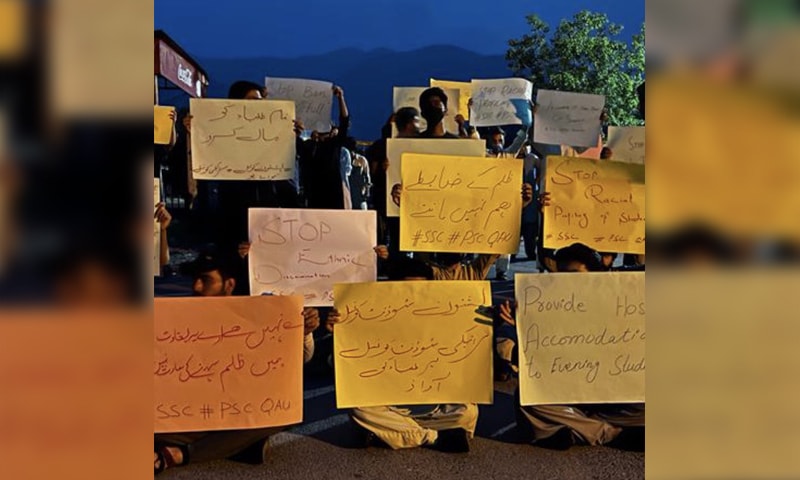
[186,81,302,270]
[297,86,351,209]
[366,107,422,260]
[418,87,459,139]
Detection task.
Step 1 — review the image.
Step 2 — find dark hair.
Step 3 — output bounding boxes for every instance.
[394,107,419,131]
[388,256,434,280]
[419,87,448,110]
[555,243,604,272]
[228,80,263,100]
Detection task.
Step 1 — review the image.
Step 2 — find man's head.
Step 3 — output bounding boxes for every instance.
[188,251,237,296]
[488,127,506,154]
[418,87,448,127]
[228,81,263,100]
[555,243,604,272]
[599,251,617,270]
[394,107,421,137]
[600,147,613,160]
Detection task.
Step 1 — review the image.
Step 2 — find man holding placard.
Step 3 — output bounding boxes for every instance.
[498,243,645,450]
[188,80,302,260]
[154,251,320,474]
[325,258,491,453]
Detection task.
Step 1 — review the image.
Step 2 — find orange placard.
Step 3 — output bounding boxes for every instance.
[154,295,305,432]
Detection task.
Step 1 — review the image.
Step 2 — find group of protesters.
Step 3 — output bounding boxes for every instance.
[154,80,648,474]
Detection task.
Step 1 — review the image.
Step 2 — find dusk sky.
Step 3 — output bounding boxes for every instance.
[155,0,645,59]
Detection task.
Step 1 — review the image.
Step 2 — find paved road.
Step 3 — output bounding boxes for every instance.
[156,258,644,480]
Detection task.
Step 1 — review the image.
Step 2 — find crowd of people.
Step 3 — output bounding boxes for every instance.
[154,81,648,474]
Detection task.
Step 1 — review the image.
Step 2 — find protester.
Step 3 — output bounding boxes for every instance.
[298,86,352,209]
[325,256,478,452]
[154,251,320,474]
[365,107,421,257]
[496,243,645,450]
[348,144,371,210]
[186,80,302,264]
[418,87,458,139]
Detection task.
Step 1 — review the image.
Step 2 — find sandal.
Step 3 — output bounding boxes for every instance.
[154,442,191,475]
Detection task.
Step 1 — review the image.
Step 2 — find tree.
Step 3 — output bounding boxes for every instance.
[507,11,645,126]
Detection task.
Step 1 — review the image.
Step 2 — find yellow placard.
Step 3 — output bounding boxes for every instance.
[190,99,297,180]
[153,106,175,145]
[515,272,645,405]
[544,155,645,254]
[333,281,494,408]
[430,78,472,120]
[400,153,523,254]
[0,0,26,59]
[154,296,305,432]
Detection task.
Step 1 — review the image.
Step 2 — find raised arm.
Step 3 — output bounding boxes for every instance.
[333,86,350,139]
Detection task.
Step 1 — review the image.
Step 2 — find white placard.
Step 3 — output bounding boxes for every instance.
[265,77,333,132]
[607,126,645,164]
[470,78,533,127]
[534,89,605,147]
[249,209,377,307]
[190,99,296,180]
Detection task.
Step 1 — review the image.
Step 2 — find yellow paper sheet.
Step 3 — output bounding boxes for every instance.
[400,153,522,254]
[189,99,296,180]
[544,155,645,254]
[430,78,472,120]
[154,295,305,432]
[515,272,645,405]
[333,281,494,408]
[154,106,175,145]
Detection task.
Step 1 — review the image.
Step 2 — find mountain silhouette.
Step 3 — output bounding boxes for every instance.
[188,45,512,140]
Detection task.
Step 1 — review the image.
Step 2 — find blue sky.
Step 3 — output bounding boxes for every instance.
[155,0,644,58]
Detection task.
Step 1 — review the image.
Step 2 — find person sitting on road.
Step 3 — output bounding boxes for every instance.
[154,251,320,474]
[325,256,478,452]
[496,243,645,451]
